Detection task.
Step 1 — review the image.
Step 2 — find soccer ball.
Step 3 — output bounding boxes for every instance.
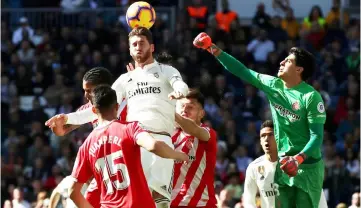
[126,1,156,29]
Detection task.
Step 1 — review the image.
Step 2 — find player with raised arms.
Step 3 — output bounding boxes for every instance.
[171,89,218,208]
[193,32,326,208]
[46,27,189,207]
[243,120,328,208]
[48,67,119,208]
[68,85,189,208]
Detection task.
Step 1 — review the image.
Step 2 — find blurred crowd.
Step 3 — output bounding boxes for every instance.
[1,0,360,207]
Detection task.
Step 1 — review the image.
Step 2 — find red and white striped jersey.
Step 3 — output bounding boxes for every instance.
[76,99,128,128]
[171,124,217,208]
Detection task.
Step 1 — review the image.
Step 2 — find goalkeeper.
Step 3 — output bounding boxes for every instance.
[193,32,326,208]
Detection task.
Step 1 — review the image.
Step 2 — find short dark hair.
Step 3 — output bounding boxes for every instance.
[83,67,113,86]
[156,51,173,65]
[91,85,117,114]
[128,27,153,44]
[261,120,274,129]
[289,47,316,81]
[186,89,205,108]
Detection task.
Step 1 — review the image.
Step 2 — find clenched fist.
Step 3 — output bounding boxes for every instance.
[193,32,212,50]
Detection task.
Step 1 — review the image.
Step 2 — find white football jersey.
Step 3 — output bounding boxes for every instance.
[112,61,185,135]
[244,155,279,208]
[243,155,328,208]
[66,61,188,135]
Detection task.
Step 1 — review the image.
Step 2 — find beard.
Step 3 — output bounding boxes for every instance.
[131,48,152,64]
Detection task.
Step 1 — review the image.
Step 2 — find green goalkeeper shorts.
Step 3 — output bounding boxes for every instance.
[275,159,325,208]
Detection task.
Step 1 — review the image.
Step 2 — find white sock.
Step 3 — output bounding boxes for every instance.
[154,197,170,208]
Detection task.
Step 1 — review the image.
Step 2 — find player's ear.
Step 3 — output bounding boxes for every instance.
[199,109,205,120]
[150,44,154,53]
[115,103,120,112]
[296,66,304,74]
[92,106,97,114]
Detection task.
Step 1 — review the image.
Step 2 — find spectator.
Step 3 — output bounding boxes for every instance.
[302,5,326,31]
[252,3,271,29]
[306,22,325,51]
[346,47,360,72]
[224,172,243,207]
[326,0,350,27]
[1,75,17,104]
[325,154,352,206]
[347,26,360,50]
[217,189,232,208]
[12,188,31,208]
[247,29,275,63]
[234,146,252,175]
[268,16,288,44]
[349,192,360,208]
[186,0,209,31]
[239,85,263,121]
[12,17,34,46]
[215,0,238,33]
[43,74,69,107]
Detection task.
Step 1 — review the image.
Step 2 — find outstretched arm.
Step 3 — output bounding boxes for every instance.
[175,113,210,141]
[193,33,277,91]
[136,132,189,162]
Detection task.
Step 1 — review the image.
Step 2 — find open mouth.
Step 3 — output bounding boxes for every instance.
[265,143,270,149]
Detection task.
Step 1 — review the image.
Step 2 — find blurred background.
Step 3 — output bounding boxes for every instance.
[1,0,360,207]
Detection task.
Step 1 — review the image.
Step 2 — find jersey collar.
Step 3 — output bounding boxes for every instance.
[94,119,116,130]
[135,60,158,71]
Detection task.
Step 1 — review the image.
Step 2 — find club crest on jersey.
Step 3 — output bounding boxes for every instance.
[292,101,300,111]
[258,165,265,180]
[185,138,194,149]
[153,73,159,78]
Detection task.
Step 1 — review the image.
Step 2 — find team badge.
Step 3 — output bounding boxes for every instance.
[292,101,300,111]
[258,165,265,180]
[185,138,194,149]
[153,73,159,78]
[317,102,325,113]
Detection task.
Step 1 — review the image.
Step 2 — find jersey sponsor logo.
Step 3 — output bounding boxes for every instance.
[292,101,300,111]
[127,82,161,99]
[128,78,133,82]
[317,102,325,113]
[174,155,195,164]
[261,183,280,198]
[153,73,159,78]
[273,103,301,122]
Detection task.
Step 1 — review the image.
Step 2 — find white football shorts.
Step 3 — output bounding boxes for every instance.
[141,133,174,200]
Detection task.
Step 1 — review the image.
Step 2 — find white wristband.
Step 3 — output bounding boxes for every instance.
[172,80,189,96]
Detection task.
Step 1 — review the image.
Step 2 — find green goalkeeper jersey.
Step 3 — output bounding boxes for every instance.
[217,52,327,159]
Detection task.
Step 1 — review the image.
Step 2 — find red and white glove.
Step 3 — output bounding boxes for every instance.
[193,32,213,51]
[280,153,306,177]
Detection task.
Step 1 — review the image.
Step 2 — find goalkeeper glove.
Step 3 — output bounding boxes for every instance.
[193,32,213,52]
[280,153,306,177]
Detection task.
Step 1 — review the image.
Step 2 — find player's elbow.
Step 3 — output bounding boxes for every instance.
[51,127,65,136]
[68,186,76,201]
[148,140,163,153]
[173,80,189,96]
